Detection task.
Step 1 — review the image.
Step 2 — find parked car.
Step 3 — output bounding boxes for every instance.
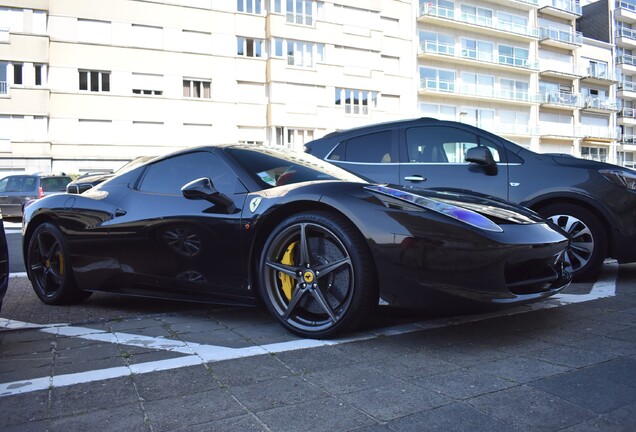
[0,173,72,218]
[66,156,155,194]
[304,118,636,280]
[22,144,570,338]
[0,214,8,311]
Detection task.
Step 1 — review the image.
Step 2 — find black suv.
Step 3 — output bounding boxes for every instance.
[0,173,72,218]
[305,117,636,280]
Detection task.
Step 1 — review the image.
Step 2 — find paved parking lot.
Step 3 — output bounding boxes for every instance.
[1,259,636,431]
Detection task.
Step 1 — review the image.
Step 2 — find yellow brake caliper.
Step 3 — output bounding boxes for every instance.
[279,242,297,301]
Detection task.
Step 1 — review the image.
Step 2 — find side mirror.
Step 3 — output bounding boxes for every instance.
[465,146,498,176]
[181,177,235,212]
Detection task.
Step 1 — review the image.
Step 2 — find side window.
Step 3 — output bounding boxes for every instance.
[0,178,7,193]
[138,152,236,195]
[406,127,501,163]
[328,131,393,163]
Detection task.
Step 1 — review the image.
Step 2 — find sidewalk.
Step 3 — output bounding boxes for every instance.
[1,264,635,431]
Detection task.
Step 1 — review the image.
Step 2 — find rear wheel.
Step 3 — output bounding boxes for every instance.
[538,204,607,281]
[27,223,91,305]
[258,212,377,339]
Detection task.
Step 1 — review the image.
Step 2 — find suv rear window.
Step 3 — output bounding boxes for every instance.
[40,177,72,192]
[328,131,393,163]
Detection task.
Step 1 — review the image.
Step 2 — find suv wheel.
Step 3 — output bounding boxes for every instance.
[538,204,607,281]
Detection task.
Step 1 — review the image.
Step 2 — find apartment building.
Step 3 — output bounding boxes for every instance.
[0,0,628,175]
[0,0,416,174]
[418,0,619,163]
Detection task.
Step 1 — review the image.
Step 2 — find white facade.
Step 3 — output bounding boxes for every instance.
[0,0,626,175]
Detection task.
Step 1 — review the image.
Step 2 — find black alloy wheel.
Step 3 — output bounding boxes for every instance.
[27,223,91,305]
[259,211,377,338]
[539,203,607,281]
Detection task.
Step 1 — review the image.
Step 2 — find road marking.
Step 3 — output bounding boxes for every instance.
[0,261,619,397]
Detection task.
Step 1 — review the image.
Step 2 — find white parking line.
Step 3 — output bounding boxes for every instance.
[0,261,619,397]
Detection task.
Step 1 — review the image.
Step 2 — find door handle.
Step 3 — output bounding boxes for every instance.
[404,175,426,182]
[112,208,127,218]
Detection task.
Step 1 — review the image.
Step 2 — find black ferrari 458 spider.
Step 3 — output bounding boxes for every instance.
[22,145,571,338]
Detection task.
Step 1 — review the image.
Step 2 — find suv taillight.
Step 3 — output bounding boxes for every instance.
[38,186,44,198]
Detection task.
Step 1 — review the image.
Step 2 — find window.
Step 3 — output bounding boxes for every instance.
[461,72,494,97]
[461,39,493,62]
[79,70,110,92]
[419,31,454,55]
[237,37,263,58]
[13,63,22,85]
[34,64,43,86]
[77,19,111,44]
[286,0,322,26]
[139,151,236,195]
[0,62,6,94]
[420,103,456,121]
[497,12,527,34]
[272,38,324,67]
[498,44,529,67]
[183,79,211,98]
[237,0,262,14]
[500,79,529,101]
[581,146,607,163]
[328,131,393,163]
[460,4,493,26]
[586,59,608,79]
[132,73,163,95]
[419,67,455,92]
[335,88,378,115]
[405,127,501,164]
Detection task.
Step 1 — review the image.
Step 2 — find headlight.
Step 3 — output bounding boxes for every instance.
[599,169,636,190]
[366,185,503,232]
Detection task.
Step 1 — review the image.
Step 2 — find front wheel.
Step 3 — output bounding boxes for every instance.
[258,212,377,339]
[27,222,91,305]
[538,204,607,281]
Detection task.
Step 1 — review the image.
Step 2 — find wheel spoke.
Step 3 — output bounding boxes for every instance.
[310,286,338,323]
[315,257,351,278]
[266,260,299,278]
[36,234,50,259]
[299,223,311,265]
[48,267,63,285]
[571,241,593,254]
[283,285,307,320]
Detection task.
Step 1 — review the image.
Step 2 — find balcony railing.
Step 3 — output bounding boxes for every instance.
[617,27,636,41]
[419,78,537,102]
[0,27,8,43]
[621,134,636,144]
[418,3,539,38]
[539,60,580,76]
[583,96,621,111]
[581,66,615,81]
[580,126,620,139]
[539,27,583,45]
[617,54,636,66]
[540,126,577,137]
[619,107,636,118]
[0,81,7,95]
[540,91,582,108]
[419,41,538,70]
[620,81,636,92]
[617,1,636,13]
[540,0,582,15]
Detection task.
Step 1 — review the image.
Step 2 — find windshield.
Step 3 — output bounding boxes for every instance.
[225,146,366,189]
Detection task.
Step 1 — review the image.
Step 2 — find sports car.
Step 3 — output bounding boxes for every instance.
[22,145,571,338]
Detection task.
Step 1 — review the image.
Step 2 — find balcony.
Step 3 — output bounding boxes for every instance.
[617,54,636,73]
[418,41,538,73]
[618,107,636,125]
[582,96,621,113]
[0,28,8,44]
[617,27,636,49]
[539,125,578,139]
[616,1,636,24]
[474,0,539,9]
[621,134,636,144]
[539,0,582,19]
[417,3,539,41]
[539,91,582,110]
[580,126,620,141]
[418,79,538,104]
[579,67,618,85]
[619,81,636,99]
[539,27,582,49]
[0,81,7,96]
[539,61,581,79]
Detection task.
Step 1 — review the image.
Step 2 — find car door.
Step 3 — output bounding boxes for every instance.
[397,125,510,200]
[106,150,249,300]
[324,129,401,184]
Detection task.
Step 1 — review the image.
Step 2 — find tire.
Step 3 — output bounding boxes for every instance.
[27,222,91,305]
[258,211,378,339]
[538,204,607,281]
